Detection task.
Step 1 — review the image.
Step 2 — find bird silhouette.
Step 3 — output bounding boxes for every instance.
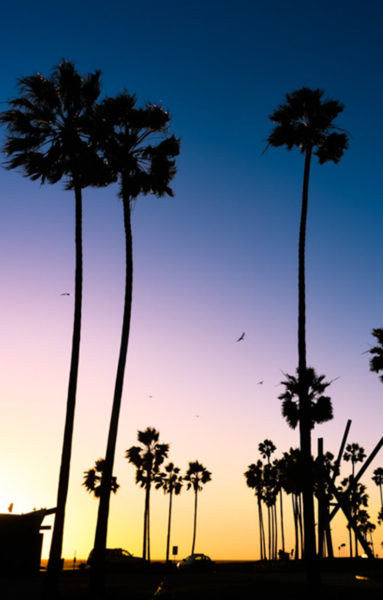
[236,332,245,342]
[60,292,71,296]
[257,380,264,385]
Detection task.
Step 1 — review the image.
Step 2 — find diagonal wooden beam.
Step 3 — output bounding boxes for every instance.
[332,419,352,482]
[329,436,383,522]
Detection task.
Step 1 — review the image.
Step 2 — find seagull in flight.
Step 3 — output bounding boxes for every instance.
[60,292,71,296]
[236,332,245,342]
[257,380,264,385]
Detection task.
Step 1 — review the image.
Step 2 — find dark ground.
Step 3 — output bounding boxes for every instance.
[1,559,383,599]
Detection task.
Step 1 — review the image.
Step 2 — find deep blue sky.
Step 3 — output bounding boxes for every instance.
[0,0,382,559]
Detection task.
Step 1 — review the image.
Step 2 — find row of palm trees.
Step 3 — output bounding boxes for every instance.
[82,427,211,563]
[2,61,381,583]
[0,60,180,590]
[245,439,382,560]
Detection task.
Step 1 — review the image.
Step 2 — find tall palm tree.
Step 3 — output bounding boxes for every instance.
[126,427,169,561]
[268,88,348,568]
[0,61,107,578]
[82,459,119,497]
[155,462,183,562]
[184,461,212,555]
[89,93,179,584]
[368,328,383,382]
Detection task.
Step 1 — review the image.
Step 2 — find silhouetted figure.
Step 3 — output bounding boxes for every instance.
[236,332,245,342]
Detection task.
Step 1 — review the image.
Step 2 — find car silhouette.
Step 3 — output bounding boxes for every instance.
[176,553,215,571]
[87,548,143,570]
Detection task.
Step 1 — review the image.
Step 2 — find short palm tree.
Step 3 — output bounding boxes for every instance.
[126,427,169,561]
[184,461,212,555]
[82,459,119,497]
[89,93,179,582]
[0,61,107,578]
[343,443,366,478]
[258,440,276,464]
[244,460,266,560]
[372,467,383,508]
[368,328,383,382]
[155,462,183,562]
[268,88,348,565]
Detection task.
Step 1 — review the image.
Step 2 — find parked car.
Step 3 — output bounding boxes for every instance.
[176,553,215,571]
[87,548,143,569]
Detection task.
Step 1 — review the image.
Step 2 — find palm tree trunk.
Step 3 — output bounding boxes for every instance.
[90,192,133,592]
[280,490,285,552]
[274,503,278,559]
[298,146,318,579]
[147,483,151,562]
[257,498,264,560]
[191,490,198,554]
[267,506,271,559]
[292,495,299,559]
[143,483,150,560]
[166,491,173,562]
[48,184,83,580]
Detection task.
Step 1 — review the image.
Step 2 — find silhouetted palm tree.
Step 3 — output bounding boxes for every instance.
[89,94,179,581]
[244,461,266,560]
[258,441,278,558]
[372,467,383,508]
[258,440,276,464]
[368,329,383,382]
[268,87,348,566]
[126,427,169,561]
[184,461,212,555]
[278,448,304,559]
[278,368,333,430]
[0,61,107,578]
[339,476,368,557]
[82,459,119,497]
[343,443,366,479]
[155,462,183,562]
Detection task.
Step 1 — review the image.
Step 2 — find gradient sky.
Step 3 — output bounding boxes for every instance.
[0,0,382,561]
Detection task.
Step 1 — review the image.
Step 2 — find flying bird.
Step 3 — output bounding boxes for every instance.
[60,292,71,296]
[257,381,264,385]
[236,332,245,342]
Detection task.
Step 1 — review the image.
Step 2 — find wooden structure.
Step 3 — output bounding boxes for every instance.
[0,508,55,574]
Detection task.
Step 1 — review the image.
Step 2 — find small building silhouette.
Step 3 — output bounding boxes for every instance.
[0,508,55,574]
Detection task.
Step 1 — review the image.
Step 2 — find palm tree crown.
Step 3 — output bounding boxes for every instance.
[184,461,212,492]
[1,60,107,186]
[267,87,348,163]
[369,328,383,382]
[126,427,170,484]
[82,459,119,498]
[93,92,179,200]
[278,367,333,429]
